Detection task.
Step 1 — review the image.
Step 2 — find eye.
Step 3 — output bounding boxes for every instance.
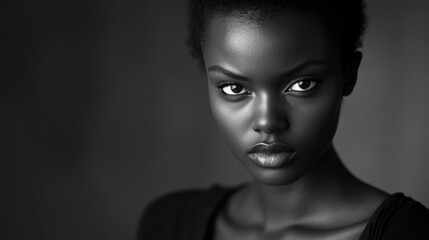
[221,84,247,95]
[287,80,318,92]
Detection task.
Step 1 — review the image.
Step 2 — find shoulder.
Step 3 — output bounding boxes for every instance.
[362,193,429,239]
[137,184,242,240]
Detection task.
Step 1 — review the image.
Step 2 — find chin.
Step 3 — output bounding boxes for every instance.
[247,165,305,186]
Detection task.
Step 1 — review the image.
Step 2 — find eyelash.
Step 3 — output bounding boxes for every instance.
[217,82,251,100]
[283,78,320,94]
[216,77,319,99]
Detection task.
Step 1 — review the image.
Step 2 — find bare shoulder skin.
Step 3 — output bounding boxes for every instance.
[202,10,388,240]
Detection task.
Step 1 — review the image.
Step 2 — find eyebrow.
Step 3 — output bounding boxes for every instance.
[207,65,250,81]
[207,59,327,81]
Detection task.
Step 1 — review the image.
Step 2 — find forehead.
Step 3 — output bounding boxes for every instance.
[202,11,341,78]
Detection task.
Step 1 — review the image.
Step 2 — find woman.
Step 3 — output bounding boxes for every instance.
[139,0,429,239]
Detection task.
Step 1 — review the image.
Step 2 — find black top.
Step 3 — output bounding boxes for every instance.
[138,185,429,240]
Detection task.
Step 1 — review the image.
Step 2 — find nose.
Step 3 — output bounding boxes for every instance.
[252,92,289,134]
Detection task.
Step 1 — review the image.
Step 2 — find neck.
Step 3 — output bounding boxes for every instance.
[247,145,358,230]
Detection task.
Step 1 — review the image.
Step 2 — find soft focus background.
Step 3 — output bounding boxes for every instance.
[1,0,428,239]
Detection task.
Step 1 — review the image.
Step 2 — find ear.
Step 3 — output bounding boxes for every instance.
[343,51,362,96]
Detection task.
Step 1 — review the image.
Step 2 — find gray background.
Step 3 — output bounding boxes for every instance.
[2,0,428,239]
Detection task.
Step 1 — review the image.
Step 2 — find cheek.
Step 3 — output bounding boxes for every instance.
[208,86,253,151]
[289,88,342,147]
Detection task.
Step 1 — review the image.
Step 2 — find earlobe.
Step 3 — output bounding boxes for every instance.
[343,51,362,96]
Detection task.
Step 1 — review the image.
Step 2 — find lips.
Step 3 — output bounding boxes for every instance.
[247,142,296,168]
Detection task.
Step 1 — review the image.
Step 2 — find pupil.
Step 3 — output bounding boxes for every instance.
[298,81,310,89]
[231,85,242,93]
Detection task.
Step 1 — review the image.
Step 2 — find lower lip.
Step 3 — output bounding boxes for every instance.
[248,152,296,168]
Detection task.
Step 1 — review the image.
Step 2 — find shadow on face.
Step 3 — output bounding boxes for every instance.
[202,10,357,185]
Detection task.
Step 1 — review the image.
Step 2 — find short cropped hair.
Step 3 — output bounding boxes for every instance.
[187,0,368,68]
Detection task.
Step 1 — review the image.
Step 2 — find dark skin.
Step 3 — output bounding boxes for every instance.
[203,10,388,240]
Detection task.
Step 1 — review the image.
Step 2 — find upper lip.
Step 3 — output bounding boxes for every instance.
[247,142,295,154]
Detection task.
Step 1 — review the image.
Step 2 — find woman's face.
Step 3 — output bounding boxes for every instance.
[203,11,354,185]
